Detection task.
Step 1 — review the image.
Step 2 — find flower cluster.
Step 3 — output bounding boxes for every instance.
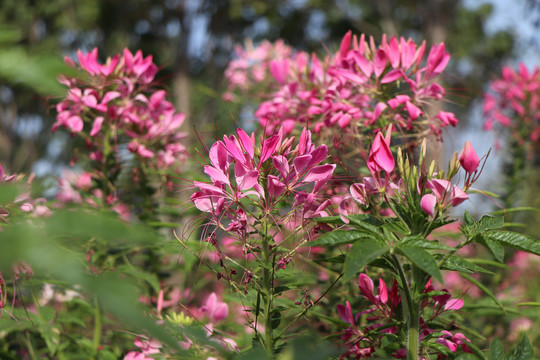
[340,130,484,219]
[483,62,540,155]
[336,274,470,359]
[191,127,335,235]
[54,170,130,221]
[224,31,458,148]
[54,48,187,171]
[223,39,295,101]
[0,163,51,229]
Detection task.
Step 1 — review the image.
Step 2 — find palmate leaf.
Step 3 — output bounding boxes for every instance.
[396,246,442,283]
[344,238,389,281]
[484,231,540,256]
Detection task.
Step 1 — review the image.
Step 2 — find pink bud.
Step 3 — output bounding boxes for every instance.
[420,194,437,216]
[459,141,480,173]
[367,132,394,175]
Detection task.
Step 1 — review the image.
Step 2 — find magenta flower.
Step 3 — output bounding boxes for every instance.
[224,32,458,148]
[200,292,229,324]
[459,141,480,174]
[55,47,187,172]
[367,131,394,175]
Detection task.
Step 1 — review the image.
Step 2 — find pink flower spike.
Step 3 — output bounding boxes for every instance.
[420,194,437,216]
[459,141,480,174]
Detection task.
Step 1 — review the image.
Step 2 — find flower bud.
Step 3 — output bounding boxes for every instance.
[459,141,480,174]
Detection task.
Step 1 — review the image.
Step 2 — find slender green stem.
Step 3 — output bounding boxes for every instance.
[391,254,419,360]
[92,296,101,357]
[261,216,274,357]
[437,237,473,269]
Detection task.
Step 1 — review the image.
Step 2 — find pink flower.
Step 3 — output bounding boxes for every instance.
[200,293,229,324]
[367,131,394,175]
[459,141,480,174]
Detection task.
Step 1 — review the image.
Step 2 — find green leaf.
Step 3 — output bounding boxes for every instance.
[490,338,503,360]
[476,234,505,262]
[344,238,388,281]
[426,342,453,357]
[313,255,345,264]
[517,302,540,307]
[477,215,505,233]
[383,218,410,235]
[438,255,494,274]
[400,236,453,251]
[457,353,481,360]
[460,273,504,310]
[347,214,383,227]
[0,184,21,204]
[485,231,540,256]
[397,246,442,283]
[464,211,476,226]
[308,230,376,247]
[504,334,533,360]
[311,216,344,224]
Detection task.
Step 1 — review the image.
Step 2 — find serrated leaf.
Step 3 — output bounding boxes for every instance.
[426,342,453,357]
[477,215,504,233]
[456,353,481,360]
[401,236,453,251]
[464,211,475,226]
[309,230,376,247]
[490,338,503,360]
[504,334,533,360]
[383,218,410,234]
[344,238,388,281]
[438,255,494,274]
[485,231,540,256]
[313,255,345,264]
[397,246,442,282]
[476,234,505,262]
[346,215,383,235]
[460,273,504,310]
[311,216,344,224]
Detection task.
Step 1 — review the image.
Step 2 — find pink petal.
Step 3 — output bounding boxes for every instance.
[90,116,104,137]
[303,164,335,183]
[420,194,437,216]
[444,298,464,311]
